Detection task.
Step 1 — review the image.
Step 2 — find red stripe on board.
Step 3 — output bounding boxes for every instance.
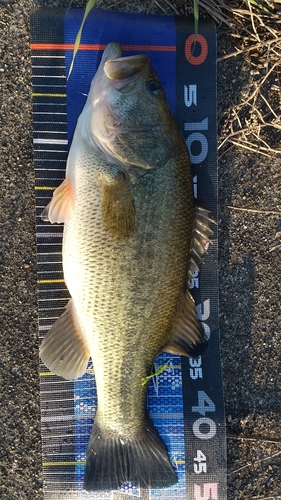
[30,43,176,52]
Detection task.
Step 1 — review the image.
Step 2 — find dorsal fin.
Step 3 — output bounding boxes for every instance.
[162,290,207,358]
[188,206,215,286]
[163,207,214,359]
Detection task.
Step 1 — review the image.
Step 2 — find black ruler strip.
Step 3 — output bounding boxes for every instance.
[30,8,76,496]
[175,17,227,500]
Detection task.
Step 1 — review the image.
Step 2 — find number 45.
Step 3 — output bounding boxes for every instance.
[194,450,207,474]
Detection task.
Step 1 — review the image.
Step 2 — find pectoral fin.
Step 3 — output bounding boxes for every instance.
[41,178,73,223]
[163,291,207,358]
[39,299,90,380]
[101,170,135,239]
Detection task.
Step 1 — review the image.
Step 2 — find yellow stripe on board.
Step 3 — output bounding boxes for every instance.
[35,186,57,191]
[32,93,67,97]
[40,367,94,377]
[43,459,186,467]
[37,279,64,284]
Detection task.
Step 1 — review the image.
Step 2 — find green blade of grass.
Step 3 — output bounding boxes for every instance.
[193,0,199,37]
[141,364,169,386]
[248,0,276,16]
[67,0,99,79]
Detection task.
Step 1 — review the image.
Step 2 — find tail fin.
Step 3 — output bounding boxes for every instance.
[83,418,178,491]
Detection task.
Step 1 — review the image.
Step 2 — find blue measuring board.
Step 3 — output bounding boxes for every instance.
[31,8,226,500]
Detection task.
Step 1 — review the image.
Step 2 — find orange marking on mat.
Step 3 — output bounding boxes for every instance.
[30,43,176,52]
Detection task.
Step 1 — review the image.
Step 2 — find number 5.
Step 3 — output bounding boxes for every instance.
[194,461,206,474]
[194,483,218,500]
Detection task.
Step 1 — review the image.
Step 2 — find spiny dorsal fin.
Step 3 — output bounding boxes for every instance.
[41,178,73,223]
[163,290,207,358]
[187,206,215,287]
[39,299,90,380]
[101,171,135,239]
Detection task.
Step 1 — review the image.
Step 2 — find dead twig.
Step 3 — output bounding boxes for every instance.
[227,433,281,444]
[228,450,281,476]
[146,0,156,13]
[227,206,281,215]
[162,0,180,14]
[217,37,281,61]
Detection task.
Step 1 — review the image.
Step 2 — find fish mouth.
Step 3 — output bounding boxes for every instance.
[100,42,122,63]
[104,55,149,80]
[102,42,149,82]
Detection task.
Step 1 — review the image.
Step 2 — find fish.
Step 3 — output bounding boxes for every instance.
[39,42,213,491]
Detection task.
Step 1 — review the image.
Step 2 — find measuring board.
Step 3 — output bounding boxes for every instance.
[30,8,226,500]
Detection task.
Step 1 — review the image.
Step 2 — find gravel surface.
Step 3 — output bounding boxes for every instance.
[1,1,281,499]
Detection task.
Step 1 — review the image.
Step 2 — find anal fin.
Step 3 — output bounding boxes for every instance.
[163,290,207,358]
[39,299,90,380]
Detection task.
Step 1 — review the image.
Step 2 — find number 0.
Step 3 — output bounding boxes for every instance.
[193,417,216,440]
[185,34,208,65]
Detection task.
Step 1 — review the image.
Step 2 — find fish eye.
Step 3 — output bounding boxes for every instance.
[147,79,162,94]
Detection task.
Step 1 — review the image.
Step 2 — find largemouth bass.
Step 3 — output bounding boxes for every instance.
[40,42,213,491]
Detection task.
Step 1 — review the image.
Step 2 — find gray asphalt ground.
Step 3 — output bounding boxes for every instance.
[1,1,281,499]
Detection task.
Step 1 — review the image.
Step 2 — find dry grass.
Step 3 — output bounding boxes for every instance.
[213,1,281,158]
[147,0,281,157]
